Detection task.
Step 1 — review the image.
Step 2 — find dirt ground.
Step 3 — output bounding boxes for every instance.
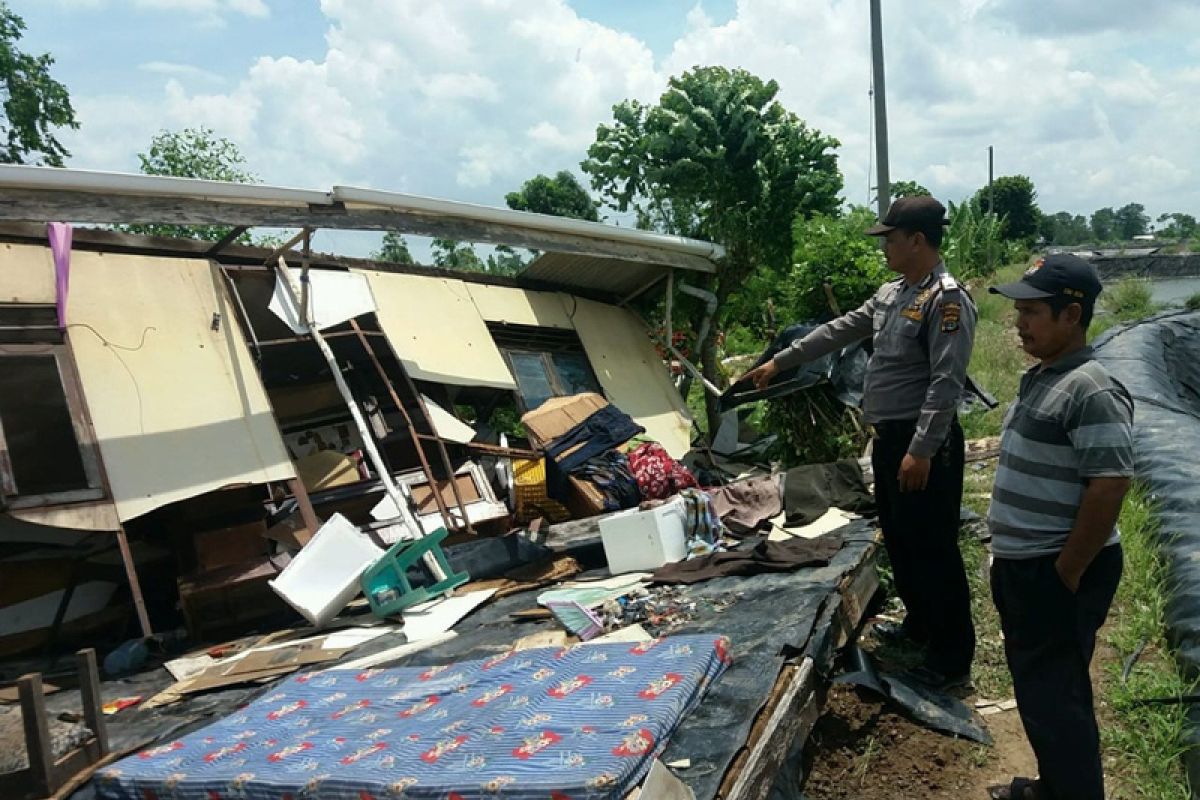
[802,683,1036,800]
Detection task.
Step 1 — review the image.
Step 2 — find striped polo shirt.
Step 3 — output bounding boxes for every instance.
[988,346,1134,559]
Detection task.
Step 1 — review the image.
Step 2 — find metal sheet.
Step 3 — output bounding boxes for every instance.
[69,252,296,522]
[362,270,517,390]
[570,298,693,458]
[520,252,669,298]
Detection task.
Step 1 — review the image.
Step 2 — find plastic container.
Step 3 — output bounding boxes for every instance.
[269,513,383,627]
[598,496,688,574]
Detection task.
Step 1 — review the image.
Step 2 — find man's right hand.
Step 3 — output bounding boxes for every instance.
[744,360,779,390]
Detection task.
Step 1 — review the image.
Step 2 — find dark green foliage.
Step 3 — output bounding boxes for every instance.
[971,175,1040,242]
[583,65,842,433]
[0,3,77,166]
[764,384,868,466]
[123,127,259,243]
[1157,212,1197,241]
[431,238,486,272]
[1091,207,1117,241]
[374,231,415,264]
[1114,202,1150,240]
[1040,211,1092,245]
[505,170,599,221]
[890,179,930,198]
[786,207,890,319]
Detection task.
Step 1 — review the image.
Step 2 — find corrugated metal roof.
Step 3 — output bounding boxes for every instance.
[518,252,671,299]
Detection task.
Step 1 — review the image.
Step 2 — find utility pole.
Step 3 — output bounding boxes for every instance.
[870,0,890,218]
[988,145,995,214]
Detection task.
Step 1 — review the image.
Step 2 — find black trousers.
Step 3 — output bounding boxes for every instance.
[871,418,975,675]
[991,545,1122,800]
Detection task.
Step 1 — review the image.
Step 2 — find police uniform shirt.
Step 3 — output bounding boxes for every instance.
[771,263,976,458]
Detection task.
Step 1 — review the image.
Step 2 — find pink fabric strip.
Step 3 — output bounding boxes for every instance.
[47,222,72,328]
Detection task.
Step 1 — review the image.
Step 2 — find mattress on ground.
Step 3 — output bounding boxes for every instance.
[95,634,731,800]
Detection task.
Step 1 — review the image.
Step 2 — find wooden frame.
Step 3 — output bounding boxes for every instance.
[0,344,104,509]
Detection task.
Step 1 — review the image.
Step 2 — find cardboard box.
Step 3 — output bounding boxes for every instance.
[521,393,608,446]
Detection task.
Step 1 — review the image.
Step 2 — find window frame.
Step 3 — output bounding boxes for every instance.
[0,343,105,509]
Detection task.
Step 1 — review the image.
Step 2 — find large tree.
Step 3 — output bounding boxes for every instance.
[373,231,415,264]
[506,170,600,221]
[1039,211,1091,246]
[124,127,259,242]
[1114,202,1150,240]
[972,175,1040,242]
[582,65,842,433]
[1157,212,1198,241]
[1090,207,1116,241]
[0,3,77,166]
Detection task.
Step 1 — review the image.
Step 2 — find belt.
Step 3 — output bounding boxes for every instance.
[868,419,918,439]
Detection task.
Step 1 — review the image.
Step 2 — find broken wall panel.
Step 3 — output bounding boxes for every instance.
[361,270,518,390]
[570,298,693,458]
[0,242,55,304]
[465,284,575,330]
[68,251,295,522]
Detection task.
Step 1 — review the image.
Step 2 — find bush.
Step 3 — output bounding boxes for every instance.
[1186,292,1200,312]
[1102,277,1156,321]
[943,200,1024,280]
[785,207,891,321]
[765,384,869,466]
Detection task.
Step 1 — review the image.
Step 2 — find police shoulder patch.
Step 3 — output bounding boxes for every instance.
[940,300,962,333]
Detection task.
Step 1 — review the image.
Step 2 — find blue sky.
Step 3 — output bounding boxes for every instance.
[10,0,1200,255]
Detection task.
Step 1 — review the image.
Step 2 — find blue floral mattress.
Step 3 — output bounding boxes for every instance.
[95,634,731,800]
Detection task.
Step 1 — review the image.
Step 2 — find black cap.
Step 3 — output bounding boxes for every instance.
[989,254,1103,305]
[865,196,949,236]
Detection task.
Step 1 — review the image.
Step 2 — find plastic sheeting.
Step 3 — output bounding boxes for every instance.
[1093,311,1200,788]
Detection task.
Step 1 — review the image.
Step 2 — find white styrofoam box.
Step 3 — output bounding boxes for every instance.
[269,513,384,627]
[599,497,688,575]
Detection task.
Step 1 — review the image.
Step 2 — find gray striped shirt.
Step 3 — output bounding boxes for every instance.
[988,346,1134,559]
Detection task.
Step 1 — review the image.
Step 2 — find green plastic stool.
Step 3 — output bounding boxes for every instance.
[359,527,469,617]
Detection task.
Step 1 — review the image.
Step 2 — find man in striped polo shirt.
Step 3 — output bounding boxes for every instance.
[986,254,1133,800]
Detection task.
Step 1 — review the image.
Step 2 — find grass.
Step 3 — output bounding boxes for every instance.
[1100,486,1195,799]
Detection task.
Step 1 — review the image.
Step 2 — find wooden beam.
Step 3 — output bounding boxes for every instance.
[18,673,54,798]
[76,649,108,757]
[0,189,717,273]
[287,478,321,538]
[205,225,249,256]
[115,526,152,638]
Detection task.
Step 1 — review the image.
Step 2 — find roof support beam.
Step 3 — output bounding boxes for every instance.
[0,189,717,273]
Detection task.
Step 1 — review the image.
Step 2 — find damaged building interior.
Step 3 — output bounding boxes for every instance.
[0,165,883,800]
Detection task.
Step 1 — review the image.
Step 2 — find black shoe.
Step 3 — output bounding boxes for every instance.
[872,619,929,647]
[901,664,971,692]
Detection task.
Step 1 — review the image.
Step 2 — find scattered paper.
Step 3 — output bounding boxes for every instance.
[402,589,497,641]
[768,507,857,541]
[268,267,376,334]
[164,654,217,683]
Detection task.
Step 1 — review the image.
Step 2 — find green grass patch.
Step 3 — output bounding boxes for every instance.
[1101,485,1195,799]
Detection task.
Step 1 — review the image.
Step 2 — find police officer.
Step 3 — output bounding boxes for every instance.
[744,196,976,689]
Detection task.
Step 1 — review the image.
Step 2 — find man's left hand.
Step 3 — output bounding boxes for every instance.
[898,454,931,492]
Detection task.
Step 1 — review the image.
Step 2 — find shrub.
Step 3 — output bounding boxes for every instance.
[943,199,1022,280]
[785,206,891,321]
[1102,277,1156,321]
[1185,292,1200,312]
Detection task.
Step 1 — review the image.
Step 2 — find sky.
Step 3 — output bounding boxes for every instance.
[12,0,1200,256]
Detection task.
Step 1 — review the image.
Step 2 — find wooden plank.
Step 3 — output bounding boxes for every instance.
[116,526,153,638]
[718,543,880,800]
[76,649,108,757]
[17,673,54,798]
[722,659,817,800]
[0,189,717,273]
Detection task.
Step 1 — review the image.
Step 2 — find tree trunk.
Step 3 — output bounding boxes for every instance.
[699,271,739,441]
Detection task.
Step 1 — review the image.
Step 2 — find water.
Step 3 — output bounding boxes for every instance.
[1148,277,1200,308]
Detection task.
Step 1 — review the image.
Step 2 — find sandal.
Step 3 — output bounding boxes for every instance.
[986,777,1041,800]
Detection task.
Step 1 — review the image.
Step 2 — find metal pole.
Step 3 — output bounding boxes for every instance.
[870,0,891,219]
[988,145,995,215]
[273,257,447,582]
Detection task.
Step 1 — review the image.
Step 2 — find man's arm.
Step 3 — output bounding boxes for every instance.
[1056,477,1130,591]
[745,293,879,389]
[1056,386,1136,591]
[909,294,975,458]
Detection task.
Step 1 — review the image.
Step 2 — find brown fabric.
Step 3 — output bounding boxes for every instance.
[461,555,581,599]
[707,475,783,536]
[649,533,844,585]
[783,459,875,525]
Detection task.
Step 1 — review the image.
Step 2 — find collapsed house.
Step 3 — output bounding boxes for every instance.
[0,166,885,800]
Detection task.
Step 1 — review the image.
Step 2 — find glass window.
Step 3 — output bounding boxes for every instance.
[551,351,602,396]
[507,351,556,411]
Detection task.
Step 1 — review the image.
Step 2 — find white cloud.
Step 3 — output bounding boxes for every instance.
[58,0,1200,252]
[139,61,224,82]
